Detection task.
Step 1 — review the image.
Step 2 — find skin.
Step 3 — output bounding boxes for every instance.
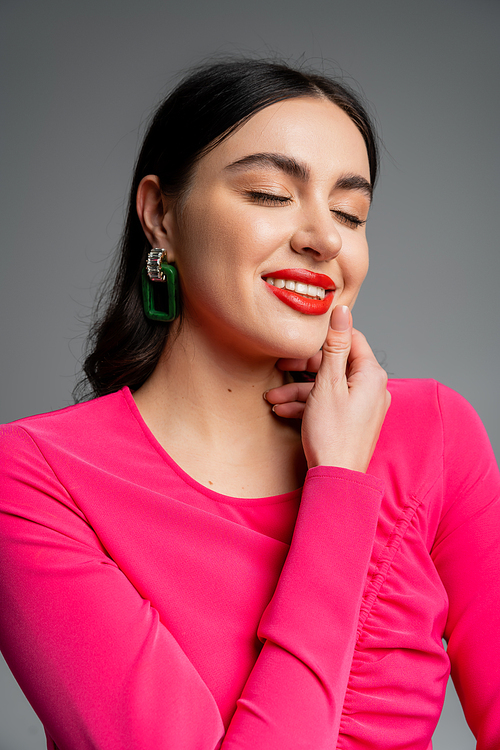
[134,96,390,497]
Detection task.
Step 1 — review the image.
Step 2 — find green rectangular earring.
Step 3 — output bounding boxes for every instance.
[142,249,180,322]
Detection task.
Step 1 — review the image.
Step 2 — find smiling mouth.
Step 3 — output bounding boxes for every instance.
[265,277,326,300]
[262,269,335,315]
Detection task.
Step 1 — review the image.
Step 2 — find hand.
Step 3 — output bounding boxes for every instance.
[265,305,391,472]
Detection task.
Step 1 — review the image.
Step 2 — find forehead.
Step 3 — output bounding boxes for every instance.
[199,96,370,182]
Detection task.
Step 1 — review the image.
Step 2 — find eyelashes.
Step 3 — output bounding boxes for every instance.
[246,191,366,229]
[331,210,366,229]
[247,191,291,206]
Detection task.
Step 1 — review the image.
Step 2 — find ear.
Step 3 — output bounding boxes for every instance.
[136,175,178,261]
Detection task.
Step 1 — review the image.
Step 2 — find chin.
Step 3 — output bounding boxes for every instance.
[268,330,326,361]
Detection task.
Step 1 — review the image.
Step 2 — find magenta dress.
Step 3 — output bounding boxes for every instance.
[0,380,499,749]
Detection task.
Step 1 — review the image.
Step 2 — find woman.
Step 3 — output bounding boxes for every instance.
[0,59,499,750]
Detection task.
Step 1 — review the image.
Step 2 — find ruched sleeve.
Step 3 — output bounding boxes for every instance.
[431,384,500,749]
[224,467,383,747]
[0,418,384,750]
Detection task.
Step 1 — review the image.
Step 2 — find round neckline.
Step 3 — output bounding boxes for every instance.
[121,386,303,507]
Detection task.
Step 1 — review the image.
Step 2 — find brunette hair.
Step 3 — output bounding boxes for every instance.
[75,58,379,400]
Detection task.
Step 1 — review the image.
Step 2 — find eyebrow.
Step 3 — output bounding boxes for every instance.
[335,174,373,203]
[224,152,372,203]
[225,152,310,181]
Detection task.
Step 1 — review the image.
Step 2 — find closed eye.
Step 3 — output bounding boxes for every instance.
[331,210,366,229]
[247,192,365,228]
[247,191,291,206]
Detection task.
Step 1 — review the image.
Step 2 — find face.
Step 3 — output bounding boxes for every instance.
[163,96,372,361]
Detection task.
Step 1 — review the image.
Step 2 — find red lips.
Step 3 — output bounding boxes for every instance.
[263,268,335,316]
[264,268,335,289]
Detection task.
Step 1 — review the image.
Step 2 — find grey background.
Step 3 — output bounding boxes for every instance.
[1,0,498,747]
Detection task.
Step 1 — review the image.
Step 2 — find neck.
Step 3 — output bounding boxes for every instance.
[132,322,306,497]
[135,321,287,445]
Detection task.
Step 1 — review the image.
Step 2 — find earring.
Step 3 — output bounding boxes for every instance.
[142,248,180,322]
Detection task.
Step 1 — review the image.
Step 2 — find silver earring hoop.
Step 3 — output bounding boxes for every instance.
[146,248,169,282]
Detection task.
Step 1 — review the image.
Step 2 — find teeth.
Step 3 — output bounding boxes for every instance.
[265,277,326,300]
[308,284,325,299]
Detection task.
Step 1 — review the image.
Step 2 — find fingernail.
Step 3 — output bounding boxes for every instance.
[330,305,350,331]
[263,390,269,401]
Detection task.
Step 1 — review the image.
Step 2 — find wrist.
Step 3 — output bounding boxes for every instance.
[306,452,370,474]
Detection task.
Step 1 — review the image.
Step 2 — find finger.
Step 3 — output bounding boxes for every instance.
[271,402,306,419]
[276,358,309,372]
[264,381,314,405]
[315,305,352,387]
[347,328,383,377]
[276,350,323,373]
[347,329,389,395]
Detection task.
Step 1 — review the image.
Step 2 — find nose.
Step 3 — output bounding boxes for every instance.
[290,205,342,262]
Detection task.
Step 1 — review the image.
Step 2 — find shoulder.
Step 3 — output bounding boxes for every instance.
[0,388,150,524]
[373,378,497,495]
[2,387,130,435]
[0,388,133,452]
[387,376,467,412]
[385,377,484,439]
[0,388,142,486]
[386,377,491,444]
[382,378,444,449]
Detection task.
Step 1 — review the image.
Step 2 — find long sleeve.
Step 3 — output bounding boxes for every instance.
[0,424,226,749]
[0,417,383,750]
[431,384,500,749]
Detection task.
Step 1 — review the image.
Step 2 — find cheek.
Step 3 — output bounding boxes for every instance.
[178,201,284,280]
[340,242,369,302]
[172,210,255,315]
[173,207,225,283]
